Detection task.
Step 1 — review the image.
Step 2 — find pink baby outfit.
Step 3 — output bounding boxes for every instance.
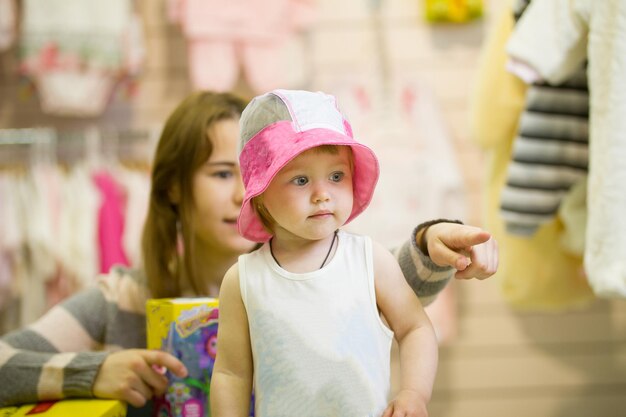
[168,0,316,93]
[19,0,144,117]
[0,0,16,51]
[93,171,130,273]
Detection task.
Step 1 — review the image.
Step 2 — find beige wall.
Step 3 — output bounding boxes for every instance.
[1,0,625,415]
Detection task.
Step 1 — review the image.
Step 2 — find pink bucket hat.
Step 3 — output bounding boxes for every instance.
[237,89,379,242]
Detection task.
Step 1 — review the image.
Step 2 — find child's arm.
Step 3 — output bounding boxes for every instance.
[373,241,439,417]
[210,263,253,417]
[393,221,497,306]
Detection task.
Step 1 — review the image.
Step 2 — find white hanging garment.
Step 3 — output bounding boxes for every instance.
[0,0,16,51]
[507,0,626,298]
[20,0,138,116]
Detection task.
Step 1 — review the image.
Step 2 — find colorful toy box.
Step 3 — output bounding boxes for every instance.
[0,399,126,417]
[146,298,220,417]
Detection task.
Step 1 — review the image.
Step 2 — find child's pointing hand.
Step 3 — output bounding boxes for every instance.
[418,222,499,280]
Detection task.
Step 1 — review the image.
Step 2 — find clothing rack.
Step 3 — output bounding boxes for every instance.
[0,128,57,146]
[0,126,162,166]
[0,127,160,144]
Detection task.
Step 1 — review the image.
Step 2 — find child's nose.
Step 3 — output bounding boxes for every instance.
[312,185,330,203]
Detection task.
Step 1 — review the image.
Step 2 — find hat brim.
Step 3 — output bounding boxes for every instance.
[238,121,379,242]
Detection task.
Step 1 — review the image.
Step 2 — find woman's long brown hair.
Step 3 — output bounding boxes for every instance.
[142,92,247,298]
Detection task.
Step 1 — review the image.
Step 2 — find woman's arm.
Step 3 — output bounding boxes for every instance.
[0,287,110,406]
[394,220,498,305]
[0,269,187,407]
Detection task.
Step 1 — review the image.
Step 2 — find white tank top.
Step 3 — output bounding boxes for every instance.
[238,230,393,417]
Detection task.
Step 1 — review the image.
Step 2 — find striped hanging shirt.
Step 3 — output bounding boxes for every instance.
[500,0,589,235]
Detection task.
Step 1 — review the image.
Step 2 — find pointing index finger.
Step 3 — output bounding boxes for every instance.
[460,229,491,248]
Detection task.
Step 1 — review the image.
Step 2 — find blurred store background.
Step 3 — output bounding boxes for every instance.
[0,0,625,415]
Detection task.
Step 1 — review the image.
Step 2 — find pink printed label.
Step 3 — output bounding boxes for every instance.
[182,399,203,417]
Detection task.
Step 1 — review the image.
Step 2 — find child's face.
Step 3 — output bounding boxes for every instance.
[262,146,354,241]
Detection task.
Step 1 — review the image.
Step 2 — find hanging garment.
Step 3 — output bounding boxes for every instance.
[499,1,589,236]
[30,165,75,311]
[14,175,49,325]
[558,174,587,256]
[469,6,595,310]
[0,0,16,51]
[499,70,589,235]
[57,165,100,289]
[1,176,28,330]
[19,0,143,117]
[507,0,626,298]
[117,166,150,267]
[0,175,18,311]
[93,170,130,273]
[167,0,316,93]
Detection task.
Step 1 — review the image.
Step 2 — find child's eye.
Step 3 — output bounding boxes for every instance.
[292,176,308,186]
[330,172,344,182]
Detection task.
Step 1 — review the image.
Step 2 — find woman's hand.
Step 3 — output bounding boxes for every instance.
[421,223,499,280]
[93,349,188,408]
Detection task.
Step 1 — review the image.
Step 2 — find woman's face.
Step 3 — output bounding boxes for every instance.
[191,118,256,255]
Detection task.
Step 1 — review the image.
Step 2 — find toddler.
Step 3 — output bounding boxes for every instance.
[210,89,438,417]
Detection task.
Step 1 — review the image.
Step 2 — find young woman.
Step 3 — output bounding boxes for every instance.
[0,91,497,412]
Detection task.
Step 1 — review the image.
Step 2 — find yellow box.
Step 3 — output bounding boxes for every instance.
[0,399,126,417]
[146,298,219,417]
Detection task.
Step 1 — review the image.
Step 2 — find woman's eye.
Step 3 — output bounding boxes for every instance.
[330,172,344,182]
[212,170,233,179]
[292,176,308,186]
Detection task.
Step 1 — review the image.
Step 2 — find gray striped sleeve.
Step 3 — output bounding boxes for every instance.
[63,352,110,397]
[0,350,108,406]
[62,287,108,343]
[393,225,454,306]
[2,329,58,352]
[0,287,112,406]
[105,307,147,349]
[0,350,51,406]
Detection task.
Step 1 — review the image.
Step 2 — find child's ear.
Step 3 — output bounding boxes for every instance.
[168,183,181,204]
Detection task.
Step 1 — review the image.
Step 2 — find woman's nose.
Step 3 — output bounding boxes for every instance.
[234,174,245,205]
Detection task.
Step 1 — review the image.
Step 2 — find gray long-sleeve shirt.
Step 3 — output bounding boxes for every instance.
[0,225,453,407]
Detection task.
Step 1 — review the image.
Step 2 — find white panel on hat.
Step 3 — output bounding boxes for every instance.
[272,89,347,135]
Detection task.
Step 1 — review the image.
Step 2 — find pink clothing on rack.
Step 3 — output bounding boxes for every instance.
[169,0,315,41]
[93,171,130,273]
[0,0,16,51]
[168,0,316,93]
[189,39,294,94]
